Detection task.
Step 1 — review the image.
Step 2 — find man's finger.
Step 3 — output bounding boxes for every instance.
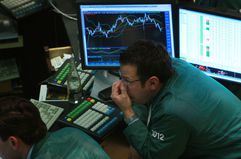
[120,82,128,94]
[111,80,121,96]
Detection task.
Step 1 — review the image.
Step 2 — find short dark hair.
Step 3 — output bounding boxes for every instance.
[120,40,174,84]
[0,96,47,145]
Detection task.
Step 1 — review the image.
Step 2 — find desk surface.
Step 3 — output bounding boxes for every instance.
[101,126,129,159]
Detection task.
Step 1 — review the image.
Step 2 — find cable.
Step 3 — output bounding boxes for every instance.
[48,0,77,21]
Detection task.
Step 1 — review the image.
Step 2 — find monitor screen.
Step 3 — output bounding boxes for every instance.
[0,12,18,42]
[179,6,241,84]
[77,1,175,69]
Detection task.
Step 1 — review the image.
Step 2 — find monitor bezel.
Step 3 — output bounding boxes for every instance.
[178,4,241,84]
[76,0,177,70]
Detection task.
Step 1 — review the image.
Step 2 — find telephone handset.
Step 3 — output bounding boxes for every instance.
[0,0,47,19]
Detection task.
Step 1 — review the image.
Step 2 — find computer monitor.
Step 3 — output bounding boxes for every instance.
[179,5,241,84]
[77,0,176,69]
[0,11,18,42]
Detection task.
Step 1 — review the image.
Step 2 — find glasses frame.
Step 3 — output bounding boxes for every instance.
[120,77,140,86]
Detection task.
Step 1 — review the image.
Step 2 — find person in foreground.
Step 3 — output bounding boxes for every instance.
[0,96,110,159]
[111,40,241,159]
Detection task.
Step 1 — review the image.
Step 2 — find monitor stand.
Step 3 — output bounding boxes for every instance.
[91,70,119,101]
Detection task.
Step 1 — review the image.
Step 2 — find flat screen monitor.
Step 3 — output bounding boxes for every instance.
[179,6,241,84]
[77,0,175,69]
[0,12,18,42]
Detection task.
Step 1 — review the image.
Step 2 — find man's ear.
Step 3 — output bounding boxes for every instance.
[147,76,160,90]
[8,136,19,150]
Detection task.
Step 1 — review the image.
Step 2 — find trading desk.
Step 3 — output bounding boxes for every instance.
[45,100,129,159]
[42,70,129,159]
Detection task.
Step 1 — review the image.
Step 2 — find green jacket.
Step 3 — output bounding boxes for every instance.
[124,58,241,159]
[31,127,110,159]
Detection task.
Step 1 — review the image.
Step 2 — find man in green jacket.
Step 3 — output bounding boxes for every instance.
[0,96,110,159]
[111,40,241,159]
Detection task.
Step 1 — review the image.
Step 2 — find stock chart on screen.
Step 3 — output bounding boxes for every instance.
[78,4,174,68]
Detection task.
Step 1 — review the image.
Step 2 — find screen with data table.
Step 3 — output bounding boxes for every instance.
[179,6,241,84]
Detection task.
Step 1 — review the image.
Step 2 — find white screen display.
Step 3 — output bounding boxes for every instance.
[179,8,241,83]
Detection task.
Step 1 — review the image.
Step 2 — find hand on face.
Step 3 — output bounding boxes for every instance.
[111,80,132,113]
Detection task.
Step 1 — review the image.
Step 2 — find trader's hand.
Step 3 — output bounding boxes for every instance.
[111,80,135,118]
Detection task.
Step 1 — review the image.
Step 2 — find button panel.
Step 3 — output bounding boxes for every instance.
[61,97,123,140]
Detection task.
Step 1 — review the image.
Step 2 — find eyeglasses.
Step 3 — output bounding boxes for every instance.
[120,77,140,86]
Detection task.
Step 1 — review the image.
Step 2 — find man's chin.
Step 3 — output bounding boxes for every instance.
[130,97,136,103]
[130,97,145,105]
[131,99,142,105]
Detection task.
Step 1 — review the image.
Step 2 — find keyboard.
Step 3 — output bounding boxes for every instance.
[59,97,123,141]
[30,99,64,130]
[44,59,95,92]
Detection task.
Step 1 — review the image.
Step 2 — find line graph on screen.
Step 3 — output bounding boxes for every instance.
[85,13,164,38]
[83,13,167,47]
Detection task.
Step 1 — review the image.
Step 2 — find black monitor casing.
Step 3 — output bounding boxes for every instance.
[76,0,178,70]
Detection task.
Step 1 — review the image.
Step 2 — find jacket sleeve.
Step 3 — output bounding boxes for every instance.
[124,114,190,159]
[132,104,148,123]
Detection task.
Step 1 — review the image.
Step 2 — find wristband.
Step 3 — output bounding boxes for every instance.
[124,114,139,126]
